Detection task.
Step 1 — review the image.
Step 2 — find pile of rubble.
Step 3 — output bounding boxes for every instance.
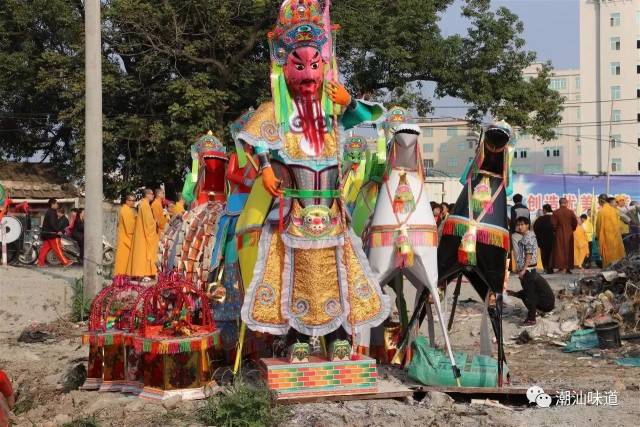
[567,253,640,333]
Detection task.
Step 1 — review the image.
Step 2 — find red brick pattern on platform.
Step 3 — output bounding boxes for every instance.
[261,356,378,397]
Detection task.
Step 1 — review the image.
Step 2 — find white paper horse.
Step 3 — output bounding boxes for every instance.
[362,124,460,381]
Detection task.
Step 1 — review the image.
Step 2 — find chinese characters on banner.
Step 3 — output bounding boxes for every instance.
[512,174,639,212]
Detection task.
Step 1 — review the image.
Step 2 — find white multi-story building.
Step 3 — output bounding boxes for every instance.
[580,0,640,175]
[468,1,640,176]
[415,118,477,177]
[517,66,582,174]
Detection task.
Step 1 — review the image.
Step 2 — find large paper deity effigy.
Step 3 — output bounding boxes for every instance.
[237,0,390,358]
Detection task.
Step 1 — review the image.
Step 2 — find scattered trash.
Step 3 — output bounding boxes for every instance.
[526,318,565,339]
[595,322,622,349]
[16,320,79,343]
[17,329,51,343]
[470,398,513,411]
[615,358,640,367]
[563,329,599,353]
[61,364,87,392]
[559,253,640,351]
[514,330,532,344]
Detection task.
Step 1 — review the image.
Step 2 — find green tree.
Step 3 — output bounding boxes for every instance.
[0,0,563,198]
[333,0,563,139]
[100,0,279,196]
[0,0,86,176]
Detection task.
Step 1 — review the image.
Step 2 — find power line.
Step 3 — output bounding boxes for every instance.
[431,96,638,108]
[555,132,640,152]
[554,119,639,127]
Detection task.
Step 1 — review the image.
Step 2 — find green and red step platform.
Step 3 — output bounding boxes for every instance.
[261,355,379,399]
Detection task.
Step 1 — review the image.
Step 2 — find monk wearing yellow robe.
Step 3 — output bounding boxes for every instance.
[573,215,589,268]
[151,189,168,234]
[583,213,594,243]
[127,189,158,278]
[596,195,625,267]
[114,194,137,275]
[172,199,186,217]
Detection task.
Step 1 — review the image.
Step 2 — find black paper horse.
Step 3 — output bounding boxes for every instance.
[398,121,514,387]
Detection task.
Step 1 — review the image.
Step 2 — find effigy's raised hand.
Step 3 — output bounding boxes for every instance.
[261,166,283,197]
[327,81,351,107]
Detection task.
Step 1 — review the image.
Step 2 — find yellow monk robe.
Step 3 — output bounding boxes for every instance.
[583,217,594,242]
[173,200,185,216]
[573,223,589,268]
[151,198,168,234]
[114,205,136,275]
[127,199,158,277]
[597,204,625,267]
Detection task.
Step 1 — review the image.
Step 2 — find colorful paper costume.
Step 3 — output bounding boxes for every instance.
[433,120,515,386]
[239,0,390,339]
[158,132,228,289]
[355,110,458,381]
[208,111,260,353]
[349,107,398,238]
[341,135,368,213]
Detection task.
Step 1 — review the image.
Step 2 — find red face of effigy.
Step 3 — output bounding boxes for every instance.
[284,46,324,98]
[284,46,326,155]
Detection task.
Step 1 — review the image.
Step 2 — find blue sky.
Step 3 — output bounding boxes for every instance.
[431,0,579,117]
[441,0,579,69]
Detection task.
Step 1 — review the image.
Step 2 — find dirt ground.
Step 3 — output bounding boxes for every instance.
[1,265,639,427]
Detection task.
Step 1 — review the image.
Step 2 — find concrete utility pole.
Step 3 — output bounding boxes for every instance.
[84,0,103,298]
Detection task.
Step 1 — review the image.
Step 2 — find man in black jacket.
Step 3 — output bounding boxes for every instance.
[37,198,72,267]
[509,194,530,233]
[57,208,69,232]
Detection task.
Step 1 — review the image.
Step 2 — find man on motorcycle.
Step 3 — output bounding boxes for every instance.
[37,198,72,268]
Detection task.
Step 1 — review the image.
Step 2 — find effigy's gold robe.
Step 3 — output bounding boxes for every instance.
[239,102,389,336]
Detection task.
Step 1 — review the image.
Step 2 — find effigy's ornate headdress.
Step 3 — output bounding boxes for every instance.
[268,0,338,130]
[343,135,367,163]
[344,135,367,153]
[383,106,411,137]
[229,109,256,168]
[269,0,329,65]
[386,106,409,125]
[193,131,226,157]
[461,119,515,197]
[188,131,227,186]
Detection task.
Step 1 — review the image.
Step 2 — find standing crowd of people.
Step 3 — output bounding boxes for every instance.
[113,188,184,280]
[431,201,454,232]
[35,190,185,272]
[527,193,639,274]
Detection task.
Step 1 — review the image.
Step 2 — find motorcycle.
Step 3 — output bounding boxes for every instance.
[19,228,115,267]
